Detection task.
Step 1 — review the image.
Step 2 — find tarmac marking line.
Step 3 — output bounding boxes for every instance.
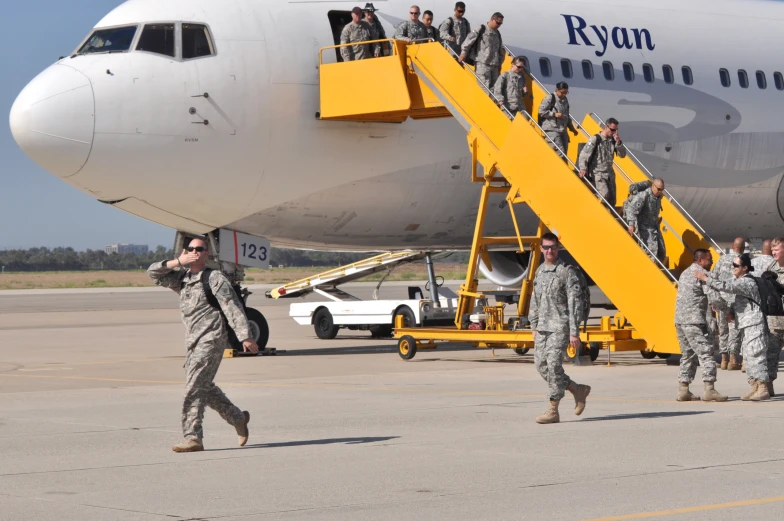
[2,373,784,408]
[584,495,784,520]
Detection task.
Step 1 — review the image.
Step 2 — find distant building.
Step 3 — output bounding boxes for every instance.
[104,244,149,255]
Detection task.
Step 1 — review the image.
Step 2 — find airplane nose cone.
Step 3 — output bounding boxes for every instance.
[9,64,95,178]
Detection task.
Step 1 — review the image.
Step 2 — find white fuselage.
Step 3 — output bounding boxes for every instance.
[9,0,784,249]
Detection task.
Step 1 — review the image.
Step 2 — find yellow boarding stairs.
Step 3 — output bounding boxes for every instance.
[318,39,722,360]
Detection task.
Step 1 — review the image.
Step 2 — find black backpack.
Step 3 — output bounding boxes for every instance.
[182,268,247,345]
[753,272,784,316]
[464,24,487,66]
[537,93,556,126]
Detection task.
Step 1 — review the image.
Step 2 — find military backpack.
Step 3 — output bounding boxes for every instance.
[556,264,591,332]
[621,180,652,218]
[181,268,247,345]
[464,24,487,66]
[752,271,784,317]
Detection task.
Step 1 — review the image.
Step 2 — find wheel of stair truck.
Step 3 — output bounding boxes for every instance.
[640,350,657,360]
[313,307,339,340]
[656,353,671,360]
[589,342,601,362]
[244,308,270,350]
[513,347,530,356]
[565,342,600,362]
[394,306,417,329]
[398,335,418,360]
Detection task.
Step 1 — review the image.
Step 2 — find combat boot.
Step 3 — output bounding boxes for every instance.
[751,381,771,401]
[676,382,700,401]
[720,353,729,370]
[728,354,742,370]
[172,439,204,452]
[741,380,758,401]
[535,400,560,424]
[702,382,728,402]
[235,411,250,447]
[567,382,591,415]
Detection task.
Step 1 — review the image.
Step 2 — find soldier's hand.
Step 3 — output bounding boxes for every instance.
[569,336,581,350]
[242,339,260,354]
[555,112,563,118]
[614,132,622,144]
[579,169,587,178]
[458,54,465,63]
[449,36,456,42]
[726,311,735,323]
[570,128,579,136]
[532,331,536,340]
[627,225,635,235]
[178,250,200,266]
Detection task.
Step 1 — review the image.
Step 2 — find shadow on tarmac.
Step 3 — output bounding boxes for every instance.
[577,410,712,422]
[205,436,400,451]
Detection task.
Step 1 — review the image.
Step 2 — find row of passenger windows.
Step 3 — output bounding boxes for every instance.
[76,23,214,60]
[521,56,784,91]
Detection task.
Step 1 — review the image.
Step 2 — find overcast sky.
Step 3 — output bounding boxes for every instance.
[1,0,173,251]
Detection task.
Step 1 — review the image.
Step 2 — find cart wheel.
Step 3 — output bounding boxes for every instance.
[394,306,417,328]
[513,347,530,356]
[313,308,339,340]
[398,335,418,360]
[566,343,582,359]
[656,353,671,360]
[589,342,601,362]
[640,350,657,360]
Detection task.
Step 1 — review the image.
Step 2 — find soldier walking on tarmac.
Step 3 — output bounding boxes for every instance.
[529,233,591,424]
[148,237,259,452]
[675,249,727,402]
[709,237,746,371]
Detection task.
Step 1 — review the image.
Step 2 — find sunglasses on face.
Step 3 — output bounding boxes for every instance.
[456,9,465,13]
[732,263,742,269]
[410,11,420,14]
[186,246,206,253]
[542,244,558,251]
[608,127,618,133]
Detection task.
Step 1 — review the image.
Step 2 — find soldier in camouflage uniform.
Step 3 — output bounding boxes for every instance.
[751,239,773,274]
[577,117,627,206]
[698,253,771,401]
[709,237,745,370]
[422,11,441,43]
[493,56,527,115]
[538,82,579,155]
[394,5,428,43]
[459,13,506,94]
[529,233,591,424]
[763,236,784,397]
[439,2,470,56]
[341,7,380,61]
[148,238,259,452]
[626,178,666,262]
[675,249,727,402]
[364,6,390,56]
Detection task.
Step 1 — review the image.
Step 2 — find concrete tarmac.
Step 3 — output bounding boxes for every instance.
[1,282,783,521]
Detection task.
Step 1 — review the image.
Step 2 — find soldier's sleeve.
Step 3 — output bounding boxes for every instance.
[147,261,182,293]
[460,29,478,54]
[493,73,507,103]
[538,94,555,120]
[626,191,645,229]
[528,278,539,331]
[210,272,251,342]
[566,267,583,337]
[438,19,451,41]
[707,276,754,299]
[615,142,627,158]
[497,38,505,65]
[394,22,409,40]
[340,25,352,61]
[577,137,596,171]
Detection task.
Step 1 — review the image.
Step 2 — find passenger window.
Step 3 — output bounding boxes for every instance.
[662,65,674,84]
[602,61,614,81]
[182,24,215,59]
[136,23,175,57]
[756,70,767,89]
[775,72,784,90]
[642,63,654,83]
[582,60,594,80]
[719,69,731,87]
[681,66,693,85]
[738,69,749,88]
[539,57,551,77]
[623,62,634,82]
[560,59,573,78]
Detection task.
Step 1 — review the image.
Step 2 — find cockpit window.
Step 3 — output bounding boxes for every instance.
[77,26,137,54]
[182,24,215,59]
[136,24,175,57]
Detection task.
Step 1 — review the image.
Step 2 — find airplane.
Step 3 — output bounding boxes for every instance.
[9,0,784,291]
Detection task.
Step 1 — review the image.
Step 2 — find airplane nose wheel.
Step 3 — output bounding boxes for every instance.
[245,307,270,349]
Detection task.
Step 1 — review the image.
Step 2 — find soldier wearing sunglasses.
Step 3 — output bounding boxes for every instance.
[394,5,428,43]
[439,2,470,55]
[148,237,259,452]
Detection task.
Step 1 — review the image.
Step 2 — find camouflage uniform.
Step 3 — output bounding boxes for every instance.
[368,15,390,56]
[461,25,505,93]
[626,186,665,262]
[340,21,379,61]
[538,93,577,155]
[675,263,717,383]
[709,253,742,357]
[707,274,769,383]
[529,261,584,401]
[765,259,784,381]
[148,262,250,441]
[577,134,627,206]
[752,254,774,274]
[439,15,471,56]
[493,69,526,114]
[424,25,440,43]
[394,20,428,42]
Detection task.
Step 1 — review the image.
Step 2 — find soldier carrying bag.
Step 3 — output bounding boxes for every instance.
[621,180,652,218]
[537,93,556,126]
[753,271,784,317]
[557,264,592,332]
[581,134,602,185]
[463,24,486,66]
[181,268,248,347]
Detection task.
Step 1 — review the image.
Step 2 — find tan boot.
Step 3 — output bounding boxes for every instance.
[535,400,560,424]
[702,382,728,402]
[567,382,591,416]
[676,382,700,402]
[727,354,741,371]
[235,411,250,447]
[720,353,729,370]
[172,439,204,452]
[741,380,758,401]
[751,381,771,401]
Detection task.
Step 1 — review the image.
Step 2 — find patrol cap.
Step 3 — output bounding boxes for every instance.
[352,6,363,15]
